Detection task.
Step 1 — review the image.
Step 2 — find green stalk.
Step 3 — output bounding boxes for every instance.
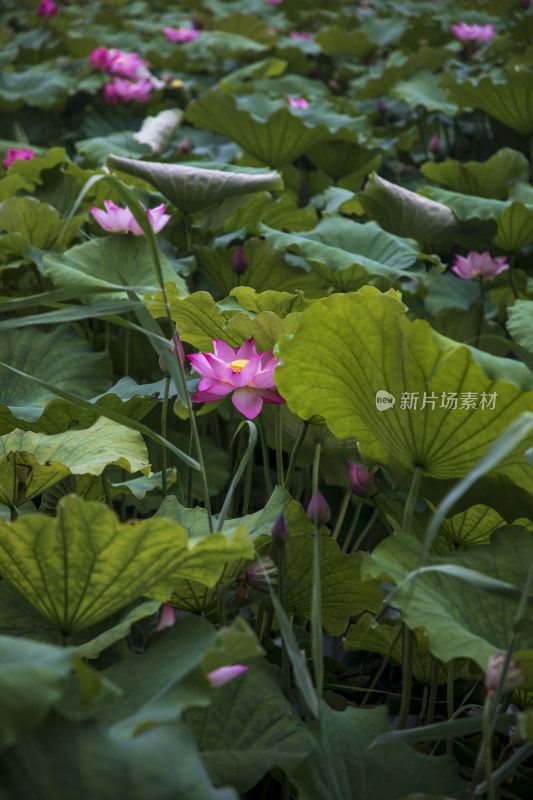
[311,442,323,707]
[123,326,130,377]
[447,658,456,756]
[284,419,309,492]
[216,421,257,532]
[342,503,362,553]
[242,452,253,516]
[161,375,171,499]
[348,507,378,554]
[332,489,351,541]
[276,543,291,701]
[425,657,440,727]
[361,628,402,706]
[397,623,413,730]
[275,405,285,487]
[402,466,423,535]
[507,252,519,300]
[257,416,273,497]
[475,278,484,350]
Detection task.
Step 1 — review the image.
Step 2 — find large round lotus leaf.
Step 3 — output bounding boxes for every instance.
[432,503,532,549]
[42,235,186,302]
[0,417,150,506]
[0,196,79,250]
[392,70,458,116]
[275,289,533,488]
[0,495,253,634]
[185,90,361,168]
[420,149,529,200]
[0,325,111,408]
[362,529,533,670]
[0,147,68,202]
[107,154,283,214]
[446,72,533,136]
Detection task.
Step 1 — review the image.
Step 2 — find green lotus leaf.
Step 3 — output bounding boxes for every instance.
[1,713,237,800]
[284,533,383,635]
[185,90,360,168]
[392,70,458,116]
[74,600,161,659]
[0,325,111,409]
[351,47,450,100]
[362,529,533,669]
[0,147,69,202]
[494,201,533,251]
[107,154,283,214]
[421,149,529,200]
[42,235,186,301]
[345,614,472,685]
[0,196,78,250]
[202,617,265,673]
[0,66,73,110]
[307,140,382,182]
[315,25,374,57]
[287,704,467,800]
[0,232,28,261]
[422,185,508,221]
[261,218,422,290]
[206,191,317,236]
[445,71,533,136]
[275,290,533,488]
[435,504,532,549]
[507,299,533,353]
[429,306,509,357]
[185,659,312,793]
[77,132,152,164]
[0,377,164,436]
[358,173,496,245]
[212,12,276,45]
[0,495,254,633]
[194,239,324,298]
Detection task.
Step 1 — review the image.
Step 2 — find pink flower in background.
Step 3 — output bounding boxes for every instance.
[207,665,249,688]
[188,339,285,419]
[89,48,147,79]
[101,77,154,104]
[265,0,282,4]
[288,96,309,109]
[89,47,114,71]
[451,251,509,280]
[289,31,314,40]
[450,23,495,42]
[90,200,171,236]
[37,0,59,16]
[3,148,34,169]
[162,26,201,43]
[428,134,441,153]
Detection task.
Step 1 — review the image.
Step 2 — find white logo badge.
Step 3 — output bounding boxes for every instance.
[375,390,395,411]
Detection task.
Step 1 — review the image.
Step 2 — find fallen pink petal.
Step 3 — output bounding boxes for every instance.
[207,665,249,687]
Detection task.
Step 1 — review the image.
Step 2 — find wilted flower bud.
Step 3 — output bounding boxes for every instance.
[231,246,248,275]
[347,460,379,498]
[159,332,185,374]
[236,556,278,599]
[307,488,330,526]
[272,512,290,543]
[485,653,525,699]
[428,134,441,153]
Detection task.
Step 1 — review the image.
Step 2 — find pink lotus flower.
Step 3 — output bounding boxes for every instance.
[188,339,285,419]
[101,77,154,104]
[288,96,309,109]
[307,489,330,526]
[207,665,249,687]
[37,0,59,16]
[162,26,201,43]
[89,48,147,79]
[451,251,509,281]
[90,200,171,236]
[289,31,314,40]
[265,0,282,4]
[450,23,495,43]
[428,134,441,153]
[3,148,34,169]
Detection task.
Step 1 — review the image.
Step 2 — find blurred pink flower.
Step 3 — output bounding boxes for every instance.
[288,96,309,109]
[37,0,59,16]
[207,665,249,688]
[162,26,201,43]
[90,200,171,236]
[188,339,285,419]
[89,48,147,79]
[451,251,509,280]
[3,148,34,169]
[450,23,495,42]
[101,77,154,104]
[289,31,314,40]
[89,47,114,71]
[265,0,282,4]
[428,134,441,153]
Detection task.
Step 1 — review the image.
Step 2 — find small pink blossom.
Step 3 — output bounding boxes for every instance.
[289,31,314,40]
[157,603,176,631]
[207,665,249,688]
[288,96,309,109]
[162,26,201,43]
[3,148,34,169]
[37,0,59,17]
[101,77,154,104]
[188,339,285,420]
[428,134,441,153]
[90,200,171,236]
[451,251,509,281]
[450,23,495,43]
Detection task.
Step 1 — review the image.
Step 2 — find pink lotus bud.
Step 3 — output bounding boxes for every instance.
[231,246,248,275]
[178,137,194,153]
[523,0,531,8]
[428,134,441,153]
[377,99,387,113]
[159,333,186,374]
[347,460,379,498]
[37,0,59,16]
[485,653,525,699]
[157,603,176,631]
[207,665,249,687]
[3,148,34,170]
[307,489,330,526]
[272,512,289,543]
